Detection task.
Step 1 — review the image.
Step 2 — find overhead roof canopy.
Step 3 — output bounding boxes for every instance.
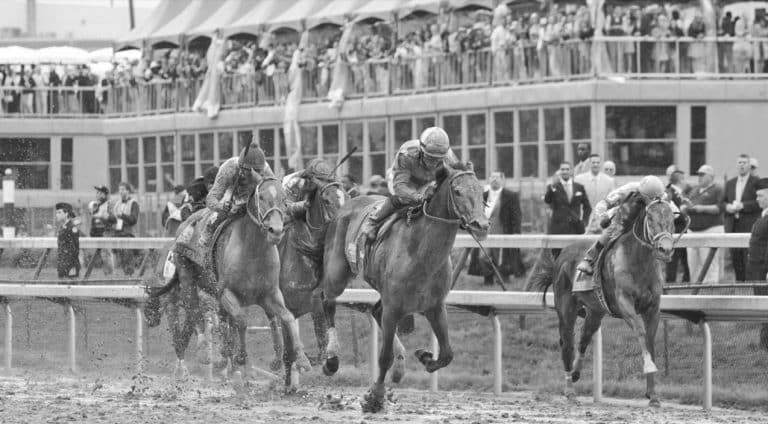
[306,0,375,29]
[148,0,227,48]
[353,0,408,23]
[263,0,330,33]
[114,0,188,51]
[188,0,260,39]
[224,0,287,38]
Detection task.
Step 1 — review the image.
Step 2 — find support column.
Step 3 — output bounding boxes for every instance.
[676,104,692,173]
[491,313,503,395]
[700,321,712,410]
[68,305,77,373]
[368,313,378,385]
[4,303,12,371]
[592,326,603,402]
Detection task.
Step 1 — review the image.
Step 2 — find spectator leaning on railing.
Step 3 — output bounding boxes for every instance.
[681,165,724,284]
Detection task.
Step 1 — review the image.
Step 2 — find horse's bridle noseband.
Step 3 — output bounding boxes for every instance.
[247,177,285,232]
[633,199,677,259]
[423,170,477,229]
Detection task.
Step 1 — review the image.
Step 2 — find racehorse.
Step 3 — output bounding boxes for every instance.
[268,178,348,389]
[528,198,679,407]
[319,163,489,412]
[146,176,311,386]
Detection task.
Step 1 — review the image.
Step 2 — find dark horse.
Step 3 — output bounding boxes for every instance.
[320,163,489,412]
[269,178,348,389]
[529,198,679,407]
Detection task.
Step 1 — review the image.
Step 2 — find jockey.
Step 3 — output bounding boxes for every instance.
[282,158,337,221]
[198,144,274,247]
[362,127,459,240]
[577,175,670,275]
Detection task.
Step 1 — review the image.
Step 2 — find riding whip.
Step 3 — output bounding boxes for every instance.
[467,231,508,292]
[328,146,359,177]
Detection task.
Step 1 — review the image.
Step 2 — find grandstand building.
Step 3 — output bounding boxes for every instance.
[2,0,768,234]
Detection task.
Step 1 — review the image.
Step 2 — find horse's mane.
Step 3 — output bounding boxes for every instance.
[436,161,473,185]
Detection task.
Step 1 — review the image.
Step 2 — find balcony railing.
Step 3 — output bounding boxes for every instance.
[3,36,768,118]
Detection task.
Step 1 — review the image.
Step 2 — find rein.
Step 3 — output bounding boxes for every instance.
[247,177,285,232]
[631,199,674,255]
[305,181,343,232]
[422,170,475,229]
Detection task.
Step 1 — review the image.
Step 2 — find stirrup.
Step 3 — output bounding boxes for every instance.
[576,260,594,275]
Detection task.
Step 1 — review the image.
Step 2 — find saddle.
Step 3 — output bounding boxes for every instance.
[572,237,620,317]
[345,199,423,282]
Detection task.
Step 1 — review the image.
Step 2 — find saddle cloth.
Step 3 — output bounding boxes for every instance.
[572,238,620,317]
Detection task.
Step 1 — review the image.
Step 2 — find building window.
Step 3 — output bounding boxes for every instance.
[322,124,339,164]
[142,136,157,193]
[125,137,139,191]
[369,120,387,179]
[415,116,435,135]
[570,106,591,160]
[606,106,676,175]
[61,137,73,190]
[160,135,175,192]
[394,118,412,143]
[218,131,234,163]
[180,134,196,185]
[493,111,514,178]
[442,115,462,149]
[237,130,252,151]
[346,122,364,182]
[108,138,122,192]
[199,133,214,172]
[301,125,319,166]
[278,128,289,174]
[467,113,486,179]
[519,109,539,177]
[0,138,51,189]
[544,108,564,176]
[690,106,706,173]
[258,128,276,170]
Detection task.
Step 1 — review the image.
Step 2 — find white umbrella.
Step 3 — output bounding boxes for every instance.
[0,46,37,64]
[37,46,90,64]
[89,47,142,63]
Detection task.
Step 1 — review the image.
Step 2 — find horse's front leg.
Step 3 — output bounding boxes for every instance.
[265,310,284,372]
[417,303,453,373]
[230,319,249,395]
[616,294,658,376]
[262,290,311,375]
[572,309,604,383]
[310,293,328,366]
[361,305,400,413]
[642,303,661,408]
[371,301,407,383]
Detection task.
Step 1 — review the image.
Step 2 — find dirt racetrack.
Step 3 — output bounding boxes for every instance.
[1,373,766,424]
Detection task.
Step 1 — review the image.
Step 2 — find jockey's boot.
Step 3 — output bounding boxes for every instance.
[362,197,396,241]
[577,241,604,275]
[198,211,223,249]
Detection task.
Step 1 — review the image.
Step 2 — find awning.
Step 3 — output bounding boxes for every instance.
[88,47,142,63]
[353,0,408,23]
[449,0,493,10]
[264,0,330,33]
[398,0,441,18]
[306,0,376,29]
[0,46,36,64]
[224,0,287,38]
[187,0,260,39]
[114,0,188,51]
[148,0,227,48]
[37,46,90,64]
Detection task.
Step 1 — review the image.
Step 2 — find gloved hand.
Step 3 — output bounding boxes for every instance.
[220,200,232,213]
[600,215,612,229]
[423,185,436,200]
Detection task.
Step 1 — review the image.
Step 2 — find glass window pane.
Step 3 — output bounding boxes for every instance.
[125,138,138,165]
[160,135,175,162]
[468,114,486,146]
[182,164,196,185]
[0,138,50,162]
[443,115,462,146]
[0,165,49,189]
[416,116,435,134]
[468,148,486,179]
[61,164,72,190]
[606,142,674,175]
[61,138,73,163]
[496,145,514,177]
[544,108,564,141]
[369,121,386,152]
[278,128,286,159]
[126,166,139,190]
[108,139,121,165]
[144,165,157,192]
[259,129,275,158]
[346,122,363,151]
[690,141,706,174]
[199,133,214,161]
[322,124,339,154]
[606,106,676,139]
[691,106,706,140]
[570,106,591,140]
[521,145,538,177]
[519,109,539,143]
[546,143,565,175]
[371,153,386,177]
[494,111,514,145]
[348,156,363,183]
[142,136,156,164]
[161,165,176,192]
[237,130,253,149]
[218,132,233,160]
[181,134,195,161]
[301,125,318,156]
[394,119,412,142]
[109,167,121,193]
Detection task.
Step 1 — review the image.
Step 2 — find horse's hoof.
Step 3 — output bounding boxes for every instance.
[295,352,312,373]
[391,355,406,384]
[571,370,581,383]
[323,356,339,376]
[361,387,386,413]
[565,391,578,404]
[649,398,661,408]
[269,358,283,372]
[231,370,246,395]
[309,353,323,367]
[414,349,433,366]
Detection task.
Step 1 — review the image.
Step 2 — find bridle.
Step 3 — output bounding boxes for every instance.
[631,198,681,259]
[246,177,285,232]
[423,170,477,230]
[305,180,343,232]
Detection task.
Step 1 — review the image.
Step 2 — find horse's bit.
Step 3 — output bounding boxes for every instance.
[632,199,676,259]
[422,170,476,230]
[247,177,285,232]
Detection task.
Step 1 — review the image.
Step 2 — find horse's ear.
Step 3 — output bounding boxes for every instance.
[436,166,450,184]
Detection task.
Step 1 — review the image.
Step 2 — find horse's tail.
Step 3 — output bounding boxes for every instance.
[143,272,179,328]
[525,249,556,308]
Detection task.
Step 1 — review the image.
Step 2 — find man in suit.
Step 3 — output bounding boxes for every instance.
[575,153,615,231]
[572,143,591,176]
[746,178,768,349]
[721,154,762,281]
[468,172,525,285]
[665,165,691,283]
[544,162,591,257]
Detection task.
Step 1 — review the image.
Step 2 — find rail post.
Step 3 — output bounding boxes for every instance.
[135,306,143,374]
[491,312,503,395]
[68,304,77,373]
[4,302,11,371]
[368,313,378,385]
[592,326,603,402]
[430,333,439,392]
[700,320,712,410]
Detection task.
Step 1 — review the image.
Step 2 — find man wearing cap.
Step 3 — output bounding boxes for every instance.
[681,165,724,284]
[113,182,141,275]
[665,165,691,283]
[721,154,761,281]
[88,185,115,275]
[362,127,460,241]
[199,144,274,248]
[366,174,389,196]
[746,177,768,348]
[282,158,337,222]
[55,202,81,278]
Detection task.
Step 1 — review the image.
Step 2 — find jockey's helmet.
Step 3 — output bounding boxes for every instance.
[419,127,450,159]
[638,175,665,200]
[240,144,266,172]
[303,158,335,181]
